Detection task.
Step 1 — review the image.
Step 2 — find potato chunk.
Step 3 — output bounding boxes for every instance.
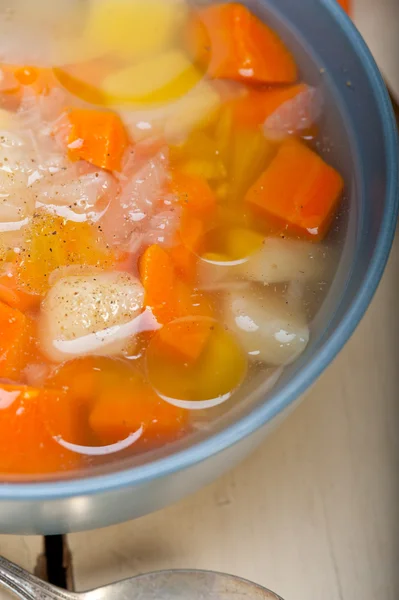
[40,272,145,362]
[223,290,309,366]
[238,237,327,284]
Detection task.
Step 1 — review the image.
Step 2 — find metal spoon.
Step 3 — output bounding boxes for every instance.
[0,556,283,600]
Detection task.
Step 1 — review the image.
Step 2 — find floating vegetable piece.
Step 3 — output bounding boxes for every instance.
[139,244,177,324]
[0,385,81,474]
[245,139,344,241]
[170,130,226,182]
[17,213,115,296]
[85,0,186,61]
[0,268,42,313]
[102,51,201,105]
[227,126,275,202]
[238,237,327,284]
[140,244,213,360]
[66,108,129,171]
[140,244,212,317]
[39,272,145,363]
[45,356,188,447]
[89,381,188,446]
[188,3,297,83]
[200,225,264,262]
[224,290,309,366]
[122,80,220,145]
[147,319,247,405]
[170,170,217,216]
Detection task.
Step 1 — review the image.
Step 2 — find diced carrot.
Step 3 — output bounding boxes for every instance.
[157,316,214,363]
[0,302,35,380]
[230,83,309,129]
[46,356,187,448]
[89,381,187,446]
[188,3,297,84]
[170,170,217,215]
[170,244,197,282]
[66,108,129,171]
[0,270,42,313]
[140,244,213,360]
[168,241,198,283]
[0,385,80,475]
[245,139,344,241]
[140,244,177,324]
[179,209,209,254]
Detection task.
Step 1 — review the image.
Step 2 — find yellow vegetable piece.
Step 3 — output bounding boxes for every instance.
[147,319,247,402]
[224,228,265,260]
[102,50,201,105]
[170,131,227,181]
[215,107,276,202]
[17,213,115,295]
[201,225,264,261]
[164,81,221,143]
[85,0,187,61]
[228,128,275,202]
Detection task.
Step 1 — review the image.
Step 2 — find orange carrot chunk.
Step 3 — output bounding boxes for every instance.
[66,108,129,171]
[89,381,187,446]
[0,270,42,313]
[168,241,198,283]
[140,244,177,324]
[170,171,217,215]
[140,244,213,361]
[167,173,217,281]
[0,301,35,380]
[245,139,344,241]
[189,3,297,84]
[0,385,80,475]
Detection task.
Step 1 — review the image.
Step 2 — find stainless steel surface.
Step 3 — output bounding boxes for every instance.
[0,556,283,600]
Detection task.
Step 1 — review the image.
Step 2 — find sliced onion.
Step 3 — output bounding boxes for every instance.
[53,427,143,456]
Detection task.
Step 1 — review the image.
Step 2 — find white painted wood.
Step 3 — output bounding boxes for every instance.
[68,1,399,599]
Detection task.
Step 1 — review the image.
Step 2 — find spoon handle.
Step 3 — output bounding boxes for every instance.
[0,555,74,600]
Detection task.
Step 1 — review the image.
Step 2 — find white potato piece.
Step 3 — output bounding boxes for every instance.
[85,0,186,61]
[238,237,327,285]
[224,290,309,366]
[40,272,145,362]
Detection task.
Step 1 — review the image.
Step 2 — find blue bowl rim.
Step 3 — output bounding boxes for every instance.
[1,0,398,501]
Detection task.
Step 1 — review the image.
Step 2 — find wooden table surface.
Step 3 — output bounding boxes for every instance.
[0,2,398,600]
